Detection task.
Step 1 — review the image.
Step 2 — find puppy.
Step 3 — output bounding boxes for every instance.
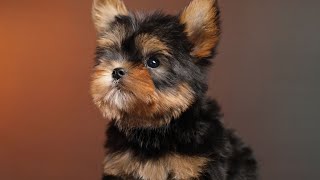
[90,0,258,179]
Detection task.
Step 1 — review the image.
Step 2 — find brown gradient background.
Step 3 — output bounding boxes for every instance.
[1,0,319,180]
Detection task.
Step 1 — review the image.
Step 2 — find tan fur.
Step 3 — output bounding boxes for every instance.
[180,0,220,58]
[92,0,128,32]
[115,83,195,130]
[168,154,209,179]
[135,34,171,57]
[97,23,128,49]
[103,151,208,180]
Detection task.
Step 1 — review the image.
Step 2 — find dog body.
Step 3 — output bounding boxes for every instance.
[91,0,258,179]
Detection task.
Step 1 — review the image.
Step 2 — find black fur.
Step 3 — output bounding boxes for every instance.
[104,99,257,179]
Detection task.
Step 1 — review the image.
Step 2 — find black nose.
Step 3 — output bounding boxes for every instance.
[112,68,126,80]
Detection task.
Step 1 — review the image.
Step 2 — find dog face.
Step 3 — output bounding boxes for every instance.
[91,0,220,129]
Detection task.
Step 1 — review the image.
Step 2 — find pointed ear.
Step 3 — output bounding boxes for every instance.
[92,0,128,33]
[180,0,220,58]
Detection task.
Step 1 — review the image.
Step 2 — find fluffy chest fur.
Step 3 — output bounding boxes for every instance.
[103,151,208,180]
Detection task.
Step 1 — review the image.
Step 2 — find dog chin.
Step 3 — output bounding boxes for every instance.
[106,88,134,111]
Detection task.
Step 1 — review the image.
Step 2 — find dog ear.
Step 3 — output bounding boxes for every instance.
[92,0,128,33]
[180,0,220,59]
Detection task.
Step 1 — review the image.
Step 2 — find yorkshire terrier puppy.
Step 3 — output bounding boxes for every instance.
[91,0,258,179]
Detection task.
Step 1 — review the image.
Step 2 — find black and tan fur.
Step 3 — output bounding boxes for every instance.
[91,0,258,179]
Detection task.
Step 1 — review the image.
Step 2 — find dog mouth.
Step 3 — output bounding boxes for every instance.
[111,79,129,92]
[111,79,122,89]
[106,79,156,113]
[106,87,135,110]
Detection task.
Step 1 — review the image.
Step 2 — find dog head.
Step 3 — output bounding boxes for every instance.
[91,0,220,129]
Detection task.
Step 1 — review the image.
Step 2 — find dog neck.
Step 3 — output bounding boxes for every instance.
[105,98,225,158]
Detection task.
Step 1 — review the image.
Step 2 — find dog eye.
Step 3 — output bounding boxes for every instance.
[146,57,160,68]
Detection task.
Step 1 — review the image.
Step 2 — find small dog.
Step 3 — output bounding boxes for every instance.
[91,0,258,179]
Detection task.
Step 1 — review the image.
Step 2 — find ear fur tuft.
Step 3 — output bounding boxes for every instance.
[92,0,128,32]
[180,0,220,58]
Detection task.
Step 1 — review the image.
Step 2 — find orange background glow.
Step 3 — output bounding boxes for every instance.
[1,0,319,180]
